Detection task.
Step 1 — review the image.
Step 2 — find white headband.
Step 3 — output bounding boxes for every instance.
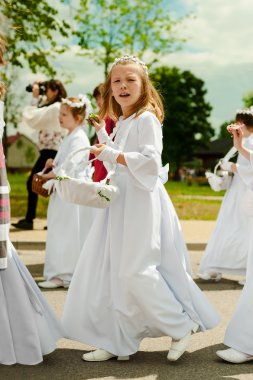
[111,55,148,75]
[62,94,93,117]
[236,108,253,115]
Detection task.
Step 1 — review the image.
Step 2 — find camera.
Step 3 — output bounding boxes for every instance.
[25,82,47,95]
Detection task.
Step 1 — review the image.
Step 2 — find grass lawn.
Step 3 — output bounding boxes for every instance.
[7,172,224,220]
[8,171,49,218]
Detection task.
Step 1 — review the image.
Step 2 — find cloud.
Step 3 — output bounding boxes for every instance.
[159,0,253,132]
[8,0,253,139]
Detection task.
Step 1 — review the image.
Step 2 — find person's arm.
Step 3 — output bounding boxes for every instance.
[227,125,251,160]
[90,144,126,166]
[22,102,60,131]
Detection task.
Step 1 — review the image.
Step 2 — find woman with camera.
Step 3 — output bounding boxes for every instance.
[12,79,67,230]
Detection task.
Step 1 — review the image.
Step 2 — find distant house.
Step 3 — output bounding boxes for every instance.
[196,138,234,170]
[6,133,39,171]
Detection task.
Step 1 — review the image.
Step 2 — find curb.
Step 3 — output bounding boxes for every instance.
[13,241,207,251]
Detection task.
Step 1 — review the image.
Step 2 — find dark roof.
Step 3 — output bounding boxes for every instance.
[197,138,233,157]
[7,132,36,146]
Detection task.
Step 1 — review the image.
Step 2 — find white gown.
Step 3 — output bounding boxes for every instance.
[199,135,253,276]
[224,152,253,355]
[44,125,93,283]
[62,111,219,356]
[0,101,62,365]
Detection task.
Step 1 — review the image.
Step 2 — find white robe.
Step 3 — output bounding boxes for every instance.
[224,152,253,355]
[199,135,253,276]
[62,111,219,356]
[44,125,93,282]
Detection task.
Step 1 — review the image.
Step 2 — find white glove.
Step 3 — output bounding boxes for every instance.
[97,146,120,164]
[220,161,233,171]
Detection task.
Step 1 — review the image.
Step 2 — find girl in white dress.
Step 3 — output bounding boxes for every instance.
[62,55,220,362]
[38,95,93,289]
[216,117,253,363]
[0,35,62,365]
[198,110,253,283]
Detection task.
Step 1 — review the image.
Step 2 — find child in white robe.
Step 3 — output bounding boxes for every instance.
[216,114,253,363]
[0,35,62,366]
[62,55,220,362]
[198,110,253,283]
[38,95,93,289]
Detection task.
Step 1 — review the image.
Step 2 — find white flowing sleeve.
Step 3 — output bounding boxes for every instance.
[22,102,60,131]
[0,101,5,139]
[124,112,163,191]
[96,126,111,144]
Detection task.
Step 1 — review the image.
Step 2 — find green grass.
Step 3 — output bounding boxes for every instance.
[8,171,49,218]
[7,172,223,220]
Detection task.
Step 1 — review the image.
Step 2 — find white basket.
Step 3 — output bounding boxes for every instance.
[54,147,120,208]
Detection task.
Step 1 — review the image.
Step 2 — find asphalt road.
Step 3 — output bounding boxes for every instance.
[0,249,252,380]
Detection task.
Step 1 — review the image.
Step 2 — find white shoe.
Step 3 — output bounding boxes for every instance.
[82,349,129,362]
[167,322,199,361]
[38,279,69,289]
[198,272,222,282]
[216,348,253,363]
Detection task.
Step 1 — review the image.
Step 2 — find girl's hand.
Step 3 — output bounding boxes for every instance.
[41,171,56,180]
[44,158,55,171]
[32,83,40,98]
[90,144,106,156]
[227,124,243,150]
[88,114,105,131]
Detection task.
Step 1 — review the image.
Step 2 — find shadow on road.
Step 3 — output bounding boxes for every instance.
[195,278,243,292]
[1,344,252,380]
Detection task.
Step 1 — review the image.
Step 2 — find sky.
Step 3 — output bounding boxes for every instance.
[14,0,253,138]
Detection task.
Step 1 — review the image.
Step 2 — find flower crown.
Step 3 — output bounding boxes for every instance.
[62,94,93,117]
[236,107,253,116]
[111,55,148,75]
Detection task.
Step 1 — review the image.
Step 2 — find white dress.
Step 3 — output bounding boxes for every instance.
[62,111,219,356]
[224,152,253,355]
[199,135,253,276]
[44,125,93,283]
[0,101,62,365]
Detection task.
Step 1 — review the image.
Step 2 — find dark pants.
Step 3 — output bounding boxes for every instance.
[25,149,57,222]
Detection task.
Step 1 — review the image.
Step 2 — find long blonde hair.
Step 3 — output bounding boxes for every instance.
[100,60,164,123]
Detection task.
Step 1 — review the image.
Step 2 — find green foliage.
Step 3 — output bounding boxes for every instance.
[1,0,70,76]
[75,0,184,76]
[150,66,214,173]
[243,91,253,108]
[218,120,233,139]
[0,0,70,145]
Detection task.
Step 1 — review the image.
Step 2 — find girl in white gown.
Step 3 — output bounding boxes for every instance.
[216,115,253,363]
[0,39,62,365]
[198,110,253,283]
[62,55,220,362]
[38,95,93,289]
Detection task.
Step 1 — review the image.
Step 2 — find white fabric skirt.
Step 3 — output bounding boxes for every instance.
[0,243,62,365]
[199,173,250,276]
[44,191,93,282]
[62,175,219,356]
[224,218,253,355]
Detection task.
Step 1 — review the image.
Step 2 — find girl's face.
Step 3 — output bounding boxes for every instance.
[59,104,80,132]
[111,64,143,117]
[46,87,58,103]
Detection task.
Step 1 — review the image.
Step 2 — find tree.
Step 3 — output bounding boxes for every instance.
[243,91,253,108]
[218,120,233,139]
[0,1,70,145]
[150,66,214,176]
[74,0,184,77]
